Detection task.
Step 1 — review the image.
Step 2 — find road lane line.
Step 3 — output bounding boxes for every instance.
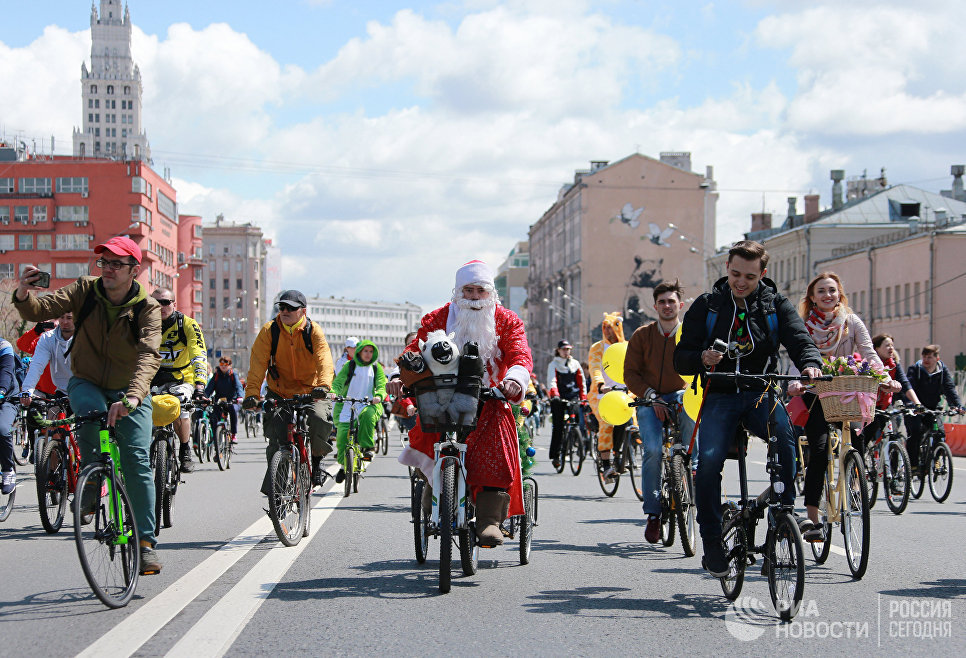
[78,476,338,658]
[165,489,344,657]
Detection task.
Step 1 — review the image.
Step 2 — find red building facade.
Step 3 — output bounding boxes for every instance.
[0,147,203,321]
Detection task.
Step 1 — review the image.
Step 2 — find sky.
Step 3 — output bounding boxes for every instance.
[2,0,965,310]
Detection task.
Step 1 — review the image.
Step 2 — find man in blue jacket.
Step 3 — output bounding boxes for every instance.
[905,345,965,472]
[205,357,244,443]
[0,339,21,494]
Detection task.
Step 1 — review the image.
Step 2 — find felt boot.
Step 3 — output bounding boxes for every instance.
[474,489,510,547]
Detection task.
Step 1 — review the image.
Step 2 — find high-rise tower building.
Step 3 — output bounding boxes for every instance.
[72,0,151,161]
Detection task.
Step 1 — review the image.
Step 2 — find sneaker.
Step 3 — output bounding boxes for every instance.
[230,434,238,444]
[551,459,561,470]
[139,545,163,575]
[363,449,375,462]
[1,470,16,495]
[794,514,814,534]
[180,455,194,473]
[644,514,661,544]
[312,468,324,487]
[335,468,345,484]
[701,536,729,577]
[602,466,617,483]
[802,524,826,543]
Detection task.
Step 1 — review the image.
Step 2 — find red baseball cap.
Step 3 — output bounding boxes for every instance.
[94,236,142,263]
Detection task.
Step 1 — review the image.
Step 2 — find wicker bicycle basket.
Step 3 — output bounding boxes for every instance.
[411,373,483,434]
[813,375,879,423]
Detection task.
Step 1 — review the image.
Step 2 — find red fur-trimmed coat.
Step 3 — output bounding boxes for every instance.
[406,303,532,516]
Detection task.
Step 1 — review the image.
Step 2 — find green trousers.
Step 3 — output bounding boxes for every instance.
[335,403,379,467]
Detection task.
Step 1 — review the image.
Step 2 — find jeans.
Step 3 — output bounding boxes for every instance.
[0,399,18,473]
[67,377,156,546]
[636,391,696,516]
[695,390,796,540]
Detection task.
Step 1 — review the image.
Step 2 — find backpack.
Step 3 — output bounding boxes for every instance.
[64,284,147,357]
[267,318,314,382]
[14,353,29,387]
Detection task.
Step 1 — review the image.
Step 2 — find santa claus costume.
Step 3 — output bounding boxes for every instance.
[397,261,532,543]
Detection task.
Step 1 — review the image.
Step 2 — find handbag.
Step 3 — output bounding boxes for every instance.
[786,395,811,427]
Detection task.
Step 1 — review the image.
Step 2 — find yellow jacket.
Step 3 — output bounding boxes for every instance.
[244,317,334,399]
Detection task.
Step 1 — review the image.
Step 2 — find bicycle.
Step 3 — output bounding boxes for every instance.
[591,413,644,500]
[861,407,911,515]
[263,394,318,546]
[191,397,215,463]
[555,399,586,476]
[150,393,185,535]
[331,395,375,498]
[373,403,390,457]
[31,399,80,533]
[908,407,956,503]
[243,407,259,439]
[799,411,871,579]
[209,398,235,471]
[630,395,696,556]
[410,375,532,593]
[13,400,34,466]
[707,371,824,621]
[72,410,141,608]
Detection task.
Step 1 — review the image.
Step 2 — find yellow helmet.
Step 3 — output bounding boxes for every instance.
[152,394,181,427]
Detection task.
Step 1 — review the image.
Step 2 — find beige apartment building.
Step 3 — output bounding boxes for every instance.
[528,153,717,365]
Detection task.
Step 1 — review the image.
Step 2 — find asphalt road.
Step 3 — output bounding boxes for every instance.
[0,420,964,656]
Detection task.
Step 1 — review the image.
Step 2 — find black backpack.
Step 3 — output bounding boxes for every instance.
[64,284,147,357]
[267,319,314,381]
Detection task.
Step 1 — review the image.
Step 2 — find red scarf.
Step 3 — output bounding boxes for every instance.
[876,357,897,409]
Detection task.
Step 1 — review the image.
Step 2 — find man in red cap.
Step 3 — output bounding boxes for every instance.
[14,235,164,575]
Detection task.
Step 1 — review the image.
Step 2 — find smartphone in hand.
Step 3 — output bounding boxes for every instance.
[34,271,51,288]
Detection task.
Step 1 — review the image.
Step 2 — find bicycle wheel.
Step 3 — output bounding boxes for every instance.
[884,441,911,514]
[810,478,832,564]
[841,450,870,579]
[719,504,745,600]
[12,420,29,466]
[626,437,643,501]
[245,413,255,439]
[438,458,456,593]
[413,480,429,564]
[928,442,954,503]
[0,485,13,522]
[768,511,806,621]
[520,478,535,565]
[300,461,312,538]
[380,421,389,455]
[192,421,205,462]
[268,450,306,546]
[163,443,179,530]
[151,439,168,534]
[567,428,584,476]
[554,433,566,474]
[910,442,927,499]
[343,445,354,498]
[863,445,878,509]
[214,427,231,471]
[596,451,619,497]
[671,454,697,557]
[459,515,478,577]
[37,440,69,533]
[73,463,140,608]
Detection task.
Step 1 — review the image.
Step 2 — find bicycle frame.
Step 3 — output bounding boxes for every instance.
[430,434,470,529]
[92,415,134,548]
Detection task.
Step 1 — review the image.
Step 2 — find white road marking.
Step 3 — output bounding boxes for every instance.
[77,475,339,658]
[165,487,343,657]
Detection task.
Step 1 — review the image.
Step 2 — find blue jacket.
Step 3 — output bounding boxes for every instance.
[205,368,243,401]
[907,360,961,410]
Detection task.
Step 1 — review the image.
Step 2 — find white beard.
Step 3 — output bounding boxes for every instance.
[450,293,501,384]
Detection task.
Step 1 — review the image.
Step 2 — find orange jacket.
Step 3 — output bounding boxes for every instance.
[244,317,334,399]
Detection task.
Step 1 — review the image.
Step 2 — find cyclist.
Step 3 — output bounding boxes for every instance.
[388,331,419,434]
[546,339,587,470]
[587,312,633,482]
[20,313,74,403]
[149,287,208,473]
[14,236,163,574]
[905,344,965,473]
[674,240,822,577]
[243,290,335,489]
[786,272,897,541]
[624,279,696,544]
[205,357,244,443]
[330,339,386,482]
[387,260,531,547]
[858,334,921,452]
[0,338,21,494]
[17,320,58,400]
[334,336,359,373]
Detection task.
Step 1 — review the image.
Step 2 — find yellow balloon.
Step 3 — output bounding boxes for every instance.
[681,375,704,421]
[602,342,628,385]
[599,390,633,425]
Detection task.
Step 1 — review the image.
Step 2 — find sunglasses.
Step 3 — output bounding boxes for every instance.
[156,299,174,306]
[219,361,232,366]
[96,258,137,271]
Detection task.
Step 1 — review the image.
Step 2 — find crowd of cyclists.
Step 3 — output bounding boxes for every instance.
[1,236,963,603]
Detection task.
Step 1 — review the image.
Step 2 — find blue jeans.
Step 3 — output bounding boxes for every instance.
[694,390,796,540]
[636,391,696,516]
[0,399,18,473]
[67,377,156,546]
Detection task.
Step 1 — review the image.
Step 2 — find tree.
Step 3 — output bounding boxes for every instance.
[0,278,28,346]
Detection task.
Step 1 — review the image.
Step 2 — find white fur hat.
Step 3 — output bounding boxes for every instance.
[455,260,494,290]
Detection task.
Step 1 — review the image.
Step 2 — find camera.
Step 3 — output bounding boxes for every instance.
[711,338,729,354]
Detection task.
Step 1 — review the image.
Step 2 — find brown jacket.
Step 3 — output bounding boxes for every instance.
[14,276,161,402]
[624,321,686,397]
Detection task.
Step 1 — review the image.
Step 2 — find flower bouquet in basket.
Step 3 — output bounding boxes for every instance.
[814,353,886,423]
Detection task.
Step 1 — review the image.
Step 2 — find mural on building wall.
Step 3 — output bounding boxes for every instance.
[610,203,644,229]
[621,256,665,336]
[645,222,675,247]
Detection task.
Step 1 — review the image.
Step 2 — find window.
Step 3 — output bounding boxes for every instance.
[0,263,14,279]
[236,278,242,289]
[914,282,921,314]
[57,206,89,223]
[235,260,242,272]
[194,290,202,303]
[157,191,176,220]
[223,278,229,289]
[210,298,216,309]
[56,177,89,194]
[55,234,89,250]
[194,269,203,282]
[19,177,51,194]
[124,85,130,94]
[33,206,47,222]
[131,205,152,226]
[0,178,12,193]
[107,85,114,95]
[194,225,203,238]
[95,99,99,108]
[95,114,99,123]
[254,278,259,289]
[875,288,882,319]
[894,285,901,317]
[132,176,151,197]
[210,278,216,289]
[18,235,32,250]
[208,245,215,256]
[14,206,28,223]
[0,207,7,224]
[88,99,93,109]
[56,262,89,278]
[37,234,51,250]
[885,287,892,318]
[90,84,97,94]
[236,298,242,309]
[223,296,229,309]
[0,234,14,250]
[904,283,911,316]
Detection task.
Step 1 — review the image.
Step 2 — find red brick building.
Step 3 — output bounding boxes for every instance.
[0,143,203,320]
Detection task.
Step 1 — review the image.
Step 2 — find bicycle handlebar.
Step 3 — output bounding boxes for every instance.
[35,409,110,429]
[263,394,317,412]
